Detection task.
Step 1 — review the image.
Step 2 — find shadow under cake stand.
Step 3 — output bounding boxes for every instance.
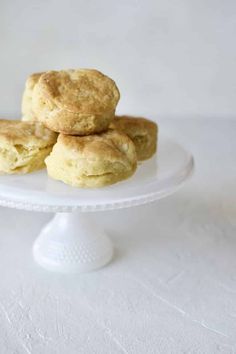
[0,137,194,273]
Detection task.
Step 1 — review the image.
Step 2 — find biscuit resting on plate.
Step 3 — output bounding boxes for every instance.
[32,69,120,135]
[0,120,57,174]
[110,116,158,161]
[45,129,137,188]
[22,72,43,121]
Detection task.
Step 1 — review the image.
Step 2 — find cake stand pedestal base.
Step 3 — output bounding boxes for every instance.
[33,212,113,273]
[0,138,194,274]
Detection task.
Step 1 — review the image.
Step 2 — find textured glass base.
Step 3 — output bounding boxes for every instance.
[33,212,113,273]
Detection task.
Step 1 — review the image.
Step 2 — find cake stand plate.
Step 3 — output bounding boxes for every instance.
[0,137,194,273]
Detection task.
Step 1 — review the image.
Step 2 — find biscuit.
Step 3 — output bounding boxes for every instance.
[110,116,158,160]
[22,72,43,121]
[32,69,120,135]
[45,129,137,188]
[0,119,57,174]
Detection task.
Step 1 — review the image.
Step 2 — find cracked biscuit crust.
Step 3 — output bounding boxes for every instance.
[110,116,158,161]
[32,69,120,135]
[45,129,137,188]
[0,119,57,174]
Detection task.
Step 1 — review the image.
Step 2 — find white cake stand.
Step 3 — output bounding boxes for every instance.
[0,137,194,273]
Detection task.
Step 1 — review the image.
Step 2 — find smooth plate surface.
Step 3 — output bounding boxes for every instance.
[0,137,194,212]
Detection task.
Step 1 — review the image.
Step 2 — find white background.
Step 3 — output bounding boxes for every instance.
[1,0,236,118]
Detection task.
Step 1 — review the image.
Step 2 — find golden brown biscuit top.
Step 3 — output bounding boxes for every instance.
[25,72,44,90]
[35,69,120,113]
[112,116,158,137]
[0,119,57,146]
[58,129,136,163]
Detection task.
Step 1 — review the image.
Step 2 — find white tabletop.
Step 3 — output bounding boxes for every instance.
[0,118,235,354]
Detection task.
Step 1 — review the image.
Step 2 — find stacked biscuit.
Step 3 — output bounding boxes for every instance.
[0,69,158,188]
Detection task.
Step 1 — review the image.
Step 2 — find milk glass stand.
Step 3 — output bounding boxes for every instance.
[0,137,194,273]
